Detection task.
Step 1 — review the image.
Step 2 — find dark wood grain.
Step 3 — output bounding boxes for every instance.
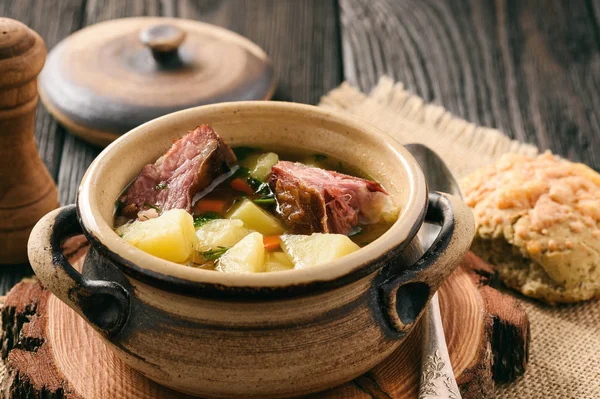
[57,136,100,205]
[84,0,162,24]
[175,0,343,104]
[340,0,600,170]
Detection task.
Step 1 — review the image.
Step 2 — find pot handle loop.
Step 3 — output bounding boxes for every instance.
[377,192,474,337]
[28,205,130,336]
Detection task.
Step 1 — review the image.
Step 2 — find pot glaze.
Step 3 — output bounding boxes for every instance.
[28,102,474,398]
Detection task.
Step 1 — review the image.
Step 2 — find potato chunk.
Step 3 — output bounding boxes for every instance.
[228,199,284,236]
[264,251,294,272]
[196,219,251,251]
[281,233,360,269]
[241,152,279,182]
[116,209,196,263]
[252,152,279,181]
[218,232,265,273]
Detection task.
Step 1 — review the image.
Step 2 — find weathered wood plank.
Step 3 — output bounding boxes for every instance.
[176,0,343,105]
[0,0,85,180]
[340,0,600,170]
[57,136,100,205]
[83,0,162,25]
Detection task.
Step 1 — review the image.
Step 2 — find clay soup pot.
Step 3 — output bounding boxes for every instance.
[28,102,474,398]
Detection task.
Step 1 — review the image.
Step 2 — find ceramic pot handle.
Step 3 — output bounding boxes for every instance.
[28,205,130,336]
[377,192,474,337]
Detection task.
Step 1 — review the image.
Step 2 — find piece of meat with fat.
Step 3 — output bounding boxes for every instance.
[119,125,236,217]
[269,161,399,235]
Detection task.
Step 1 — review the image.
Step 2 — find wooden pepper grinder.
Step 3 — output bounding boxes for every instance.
[0,18,58,264]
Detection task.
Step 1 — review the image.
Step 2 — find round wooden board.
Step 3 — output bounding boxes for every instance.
[0,238,529,399]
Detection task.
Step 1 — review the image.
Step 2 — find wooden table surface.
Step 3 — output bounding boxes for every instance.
[2,0,600,293]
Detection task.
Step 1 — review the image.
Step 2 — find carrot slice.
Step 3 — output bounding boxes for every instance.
[231,178,254,196]
[263,235,281,251]
[193,199,227,215]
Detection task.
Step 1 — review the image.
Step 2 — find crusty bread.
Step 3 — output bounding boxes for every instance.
[462,152,600,304]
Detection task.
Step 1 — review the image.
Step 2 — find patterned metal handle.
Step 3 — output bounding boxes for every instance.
[404,143,467,399]
[418,294,462,399]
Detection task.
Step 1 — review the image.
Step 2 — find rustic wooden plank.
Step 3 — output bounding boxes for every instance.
[340,0,600,170]
[0,0,85,180]
[83,0,162,25]
[0,264,32,295]
[57,137,100,205]
[176,0,343,104]
[56,0,343,204]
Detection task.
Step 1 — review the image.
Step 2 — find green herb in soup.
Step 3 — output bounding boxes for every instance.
[114,125,399,272]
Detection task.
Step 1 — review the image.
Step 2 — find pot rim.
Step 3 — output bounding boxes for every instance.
[77,101,428,295]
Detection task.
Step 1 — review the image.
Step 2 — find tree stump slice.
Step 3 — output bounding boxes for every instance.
[0,238,529,399]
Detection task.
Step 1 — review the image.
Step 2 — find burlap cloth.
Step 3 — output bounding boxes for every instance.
[319,76,600,398]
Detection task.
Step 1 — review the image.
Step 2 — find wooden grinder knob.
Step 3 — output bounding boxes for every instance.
[0,18,58,264]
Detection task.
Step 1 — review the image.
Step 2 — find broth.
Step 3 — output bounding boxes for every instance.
[114,139,398,273]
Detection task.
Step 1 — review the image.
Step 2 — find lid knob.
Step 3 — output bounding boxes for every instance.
[139,24,186,67]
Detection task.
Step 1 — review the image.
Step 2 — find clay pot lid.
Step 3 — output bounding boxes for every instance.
[38,17,275,147]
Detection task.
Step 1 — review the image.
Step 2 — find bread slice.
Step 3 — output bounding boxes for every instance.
[462,152,600,304]
[472,237,600,304]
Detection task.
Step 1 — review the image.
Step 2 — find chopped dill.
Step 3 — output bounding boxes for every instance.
[193,212,220,228]
[200,246,229,261]
[144,202,161,213]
